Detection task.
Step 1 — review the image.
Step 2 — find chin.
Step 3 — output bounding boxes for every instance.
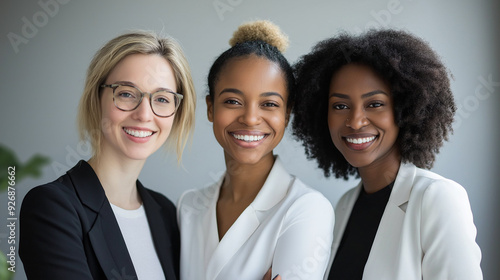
[123,149,155,161]
[230,152,265,165]
[341,155,370,169]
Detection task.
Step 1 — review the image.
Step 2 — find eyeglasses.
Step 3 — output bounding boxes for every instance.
[100,83,183,118]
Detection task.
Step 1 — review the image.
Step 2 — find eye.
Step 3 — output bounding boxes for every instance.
[154,94,172,104]
[333,104,348,110]
[262,101,279,108]
[224,99,241,105]
[117,91,137,99]
[368,102,384,108]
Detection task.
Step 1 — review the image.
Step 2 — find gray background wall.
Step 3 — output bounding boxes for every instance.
[1,0,498,279]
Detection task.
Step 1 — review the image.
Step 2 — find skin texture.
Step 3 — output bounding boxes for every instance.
[99,54,177,162]
[89,53,177,209]
[292,30,455,179]
[206,54,289,240]
[328,64,400,193]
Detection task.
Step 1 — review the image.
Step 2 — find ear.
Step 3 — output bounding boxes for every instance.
[206,95,214,123]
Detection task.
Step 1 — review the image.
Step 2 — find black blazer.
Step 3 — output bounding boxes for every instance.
[20,160,180,280]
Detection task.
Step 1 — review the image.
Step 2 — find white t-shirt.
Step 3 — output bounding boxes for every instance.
[111,203,165,280]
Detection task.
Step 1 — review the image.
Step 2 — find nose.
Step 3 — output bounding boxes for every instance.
[345,107,369,130]
[238,105,261,126]
[132,95,154,121]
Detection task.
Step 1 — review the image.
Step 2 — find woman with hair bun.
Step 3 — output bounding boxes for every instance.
[177,20,334,280]
[292,29,482,279]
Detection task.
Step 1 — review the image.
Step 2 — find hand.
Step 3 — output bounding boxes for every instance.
[262,268,281,280]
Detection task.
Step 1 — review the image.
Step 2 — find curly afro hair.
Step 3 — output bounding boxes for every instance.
[292,29,456,179]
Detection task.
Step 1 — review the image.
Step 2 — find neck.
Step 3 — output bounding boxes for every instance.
[358,147,401,194]
[219,152,275,203]
[88,149,145,209]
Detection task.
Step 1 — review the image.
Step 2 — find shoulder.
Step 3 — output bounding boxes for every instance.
[177,183,219,209]
[285,178,334,217]
[176,183,219,230]
[22,175,79,211]
[277,178,335,243]
[20,176,85,232]
[411,167,468,202]
[403,167,473,223]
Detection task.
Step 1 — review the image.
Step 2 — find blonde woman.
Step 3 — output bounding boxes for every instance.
[20,31,195,280]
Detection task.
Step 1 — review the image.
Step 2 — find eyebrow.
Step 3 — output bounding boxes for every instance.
[113,81,175,93]
[219,88,284,101]
[329,90,389,99]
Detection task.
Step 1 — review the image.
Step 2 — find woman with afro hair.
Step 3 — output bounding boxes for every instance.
[292,29,482,280]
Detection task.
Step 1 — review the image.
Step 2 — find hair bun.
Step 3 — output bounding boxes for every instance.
[229,20,289,53]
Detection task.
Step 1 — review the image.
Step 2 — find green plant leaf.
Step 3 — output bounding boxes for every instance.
[16,155,50,182]
[0,250,15,280]
[0,144,50,192]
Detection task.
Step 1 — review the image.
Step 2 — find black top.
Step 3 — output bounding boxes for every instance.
[328,182,394,280]
[20,160,180,280]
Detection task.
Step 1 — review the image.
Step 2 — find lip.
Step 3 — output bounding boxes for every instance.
[123,126,157,143]
[229,130,269,148]
[343,133,377,151]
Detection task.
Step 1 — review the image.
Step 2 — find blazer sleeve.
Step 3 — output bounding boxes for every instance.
[420,180,482,280]
[272,192,335,280]
[20,184,94,280]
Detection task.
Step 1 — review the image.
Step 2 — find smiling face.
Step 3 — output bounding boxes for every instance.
[207,55,289,166]
[99,53,177,162]
[328,63,399,170]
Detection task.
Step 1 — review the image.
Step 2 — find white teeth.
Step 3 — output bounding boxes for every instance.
[232,134,265,142]
[346,136,376,144]
[124,128,153,138]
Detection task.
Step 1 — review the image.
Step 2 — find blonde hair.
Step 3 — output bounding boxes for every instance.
[77,30,196,162]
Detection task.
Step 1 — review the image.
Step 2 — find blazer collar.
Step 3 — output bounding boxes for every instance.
[65,161,137,279]
[66,160,176,279]
[330,161,418,276]
[206,156,293,280]
[211,156,293,211]
[363,162,417,277]
[66,160,107,213]
[388,162,416,211]
[251,156,293,211]
[138,184,177,279]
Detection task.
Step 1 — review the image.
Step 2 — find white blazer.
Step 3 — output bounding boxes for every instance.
[325,162,482,280]
[177,157,334,280]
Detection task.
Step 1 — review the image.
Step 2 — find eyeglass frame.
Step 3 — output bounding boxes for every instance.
[100,83,183,118]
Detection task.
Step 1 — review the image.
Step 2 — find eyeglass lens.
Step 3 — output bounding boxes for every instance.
[113,85,179,117]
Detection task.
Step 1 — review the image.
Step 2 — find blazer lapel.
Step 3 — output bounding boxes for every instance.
[330,183,362,262]
[206,206,260,280]
[206,156,292,280]
[88,205,137,279]
[138,183,177,279]
[68,160,137,280]
[363,163,416,278]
